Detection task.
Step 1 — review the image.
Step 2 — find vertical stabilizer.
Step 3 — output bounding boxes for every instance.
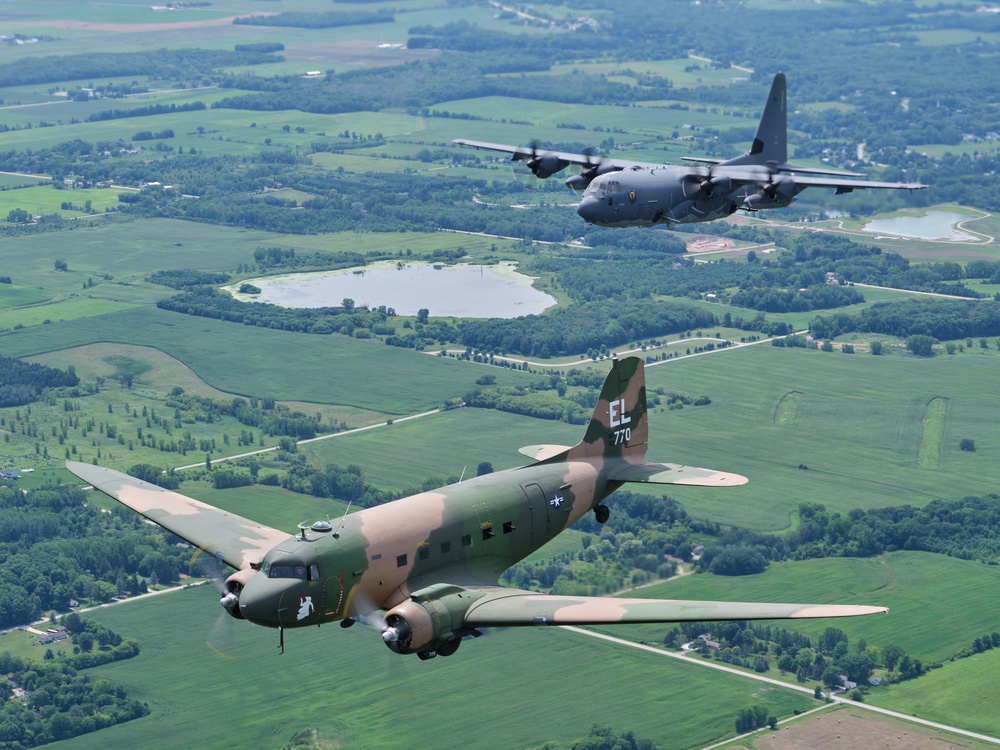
[567,357,648,461]
[722,72,787,168]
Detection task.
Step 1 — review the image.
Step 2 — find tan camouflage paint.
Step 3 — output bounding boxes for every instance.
[68,357,886,657]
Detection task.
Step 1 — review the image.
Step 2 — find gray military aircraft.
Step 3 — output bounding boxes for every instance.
[454,72,926,228]
[68,357,886,661]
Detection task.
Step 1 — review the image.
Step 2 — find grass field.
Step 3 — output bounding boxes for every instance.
[31,586,814,750]
[866,648,1000,738]
[615,552,1000,666]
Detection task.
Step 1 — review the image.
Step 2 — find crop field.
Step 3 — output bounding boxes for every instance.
[866,648,1000,738]
[301,407,584,492]
[748,706,999,750]
[637,344,1000,529]
[619,552,1000,664]
[40,586,814,750]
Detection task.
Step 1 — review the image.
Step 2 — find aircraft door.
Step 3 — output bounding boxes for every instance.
[521,483,549,547]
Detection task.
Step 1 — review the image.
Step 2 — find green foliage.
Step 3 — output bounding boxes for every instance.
[0,354,78,408]
[906,334,938,357]
[0,651,148,748]
[147,269,232,289]
[0,483,191,628]
[233,10,394,28]
[811,298,1000,341]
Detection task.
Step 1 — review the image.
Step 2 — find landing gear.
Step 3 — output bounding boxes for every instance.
[437,638,461,657]
[340,617,356,629]
[594,505,610,524]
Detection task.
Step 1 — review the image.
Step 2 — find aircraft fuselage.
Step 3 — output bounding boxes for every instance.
[576,166,799,227]
[238,459,610,629]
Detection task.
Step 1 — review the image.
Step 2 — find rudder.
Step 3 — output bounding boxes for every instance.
[568,357,648,461]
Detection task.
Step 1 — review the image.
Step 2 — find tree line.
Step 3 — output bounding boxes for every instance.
[0,650,148,749]
[809,298,1000,342]
[0,355,78,408]
[0,482,192,628]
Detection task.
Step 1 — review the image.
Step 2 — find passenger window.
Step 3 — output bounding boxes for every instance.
[396,554,407,568]
[440,540,451,554]
[418,545,430,561]
[482,525,495,541]
[308,564,320,581]
[462,534,472,547]
[503,521,515,534]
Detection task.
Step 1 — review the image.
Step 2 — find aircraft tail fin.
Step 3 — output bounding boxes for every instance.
[721,72,787,168]
[551,357,747,487]
[566,357,649,462]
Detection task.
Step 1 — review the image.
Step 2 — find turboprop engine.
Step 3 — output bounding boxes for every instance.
[379,584,484,660]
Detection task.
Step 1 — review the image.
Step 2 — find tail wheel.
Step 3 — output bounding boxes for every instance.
[595,505,610,524]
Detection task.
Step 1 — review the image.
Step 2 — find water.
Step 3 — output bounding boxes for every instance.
[227,261,557,318]
[862,211,976,241]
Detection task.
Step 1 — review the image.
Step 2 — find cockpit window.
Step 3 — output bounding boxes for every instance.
[268,565,306,580]
[261,559,319,580]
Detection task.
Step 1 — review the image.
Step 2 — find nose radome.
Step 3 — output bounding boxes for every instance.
[577,196,601,223]
[238,574,299,627]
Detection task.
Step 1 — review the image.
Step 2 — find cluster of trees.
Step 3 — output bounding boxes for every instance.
[457,298,718,357]
[0,355,78,408]
[530,724,657,750]
[87,101,205,123]
[59,614,141,670]
[0,652,149,748]
[809,298,1000,342]
[0,48,279,89]
[156,286,403,339]
[147,269,231,289]
[673,620,925,693]
[697,495,1000,575]
[734,705,776,734]
[0,482,191,628]
[233,10,393,28]
[504,491,717,595]
[464,385,592,424]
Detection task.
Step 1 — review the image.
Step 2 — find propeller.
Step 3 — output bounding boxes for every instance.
[565,148,613,191]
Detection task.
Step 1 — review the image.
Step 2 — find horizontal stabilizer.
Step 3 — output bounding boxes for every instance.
[66,461,290,570]
[463,589,886,627]
[609,462,748,487]
[518,444,572,461]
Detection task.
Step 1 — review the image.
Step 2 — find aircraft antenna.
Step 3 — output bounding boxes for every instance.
[332,500,353,539]
[459,465,467,483]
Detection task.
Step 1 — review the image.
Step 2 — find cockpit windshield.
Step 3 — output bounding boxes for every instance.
[583,179,623,200]
[261,559,321,581]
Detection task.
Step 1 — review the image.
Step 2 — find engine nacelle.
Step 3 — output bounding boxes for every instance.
[380,584,484,656]
[219,567,257,620]
[526,154,568,179]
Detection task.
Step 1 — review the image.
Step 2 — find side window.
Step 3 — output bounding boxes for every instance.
[461,534,472,547]
[440,540,451,554]
[396,554,407,568]
[308,564,320,581]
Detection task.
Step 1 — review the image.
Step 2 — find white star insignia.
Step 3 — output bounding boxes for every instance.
[549,494,564,509]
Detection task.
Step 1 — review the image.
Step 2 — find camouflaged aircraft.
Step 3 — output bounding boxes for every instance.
[454,73,926,228]
[67,357,886,660]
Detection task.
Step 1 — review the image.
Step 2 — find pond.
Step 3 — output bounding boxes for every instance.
[862,211,977,241]
[226,261,557,318]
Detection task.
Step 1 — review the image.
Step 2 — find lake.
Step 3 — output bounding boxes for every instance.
[226,261,557,318]
[862,211,977,241]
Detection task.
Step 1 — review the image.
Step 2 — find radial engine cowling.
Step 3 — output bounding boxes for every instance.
[219,567,257,620]
[380,584,484,657]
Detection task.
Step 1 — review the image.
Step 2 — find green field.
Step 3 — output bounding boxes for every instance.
[867,648,1000,738]
[620,552,1000,665]
[36,586,813,750]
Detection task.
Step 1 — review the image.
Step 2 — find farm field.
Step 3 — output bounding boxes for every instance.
[0,1,998,747]
[32,586,815,750]
[614,552,1000,666]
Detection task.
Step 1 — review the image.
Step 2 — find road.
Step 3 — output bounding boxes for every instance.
[560,626,1000,747]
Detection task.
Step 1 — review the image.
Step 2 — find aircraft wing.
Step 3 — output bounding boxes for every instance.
[67,461,290,571]
[609,461,748,487]
[782,174,927,192]
[452,139,649,172]
[463,589,887,627]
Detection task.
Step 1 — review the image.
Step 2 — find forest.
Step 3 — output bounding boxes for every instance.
[0,482,192,629]
[0,356,79,409]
